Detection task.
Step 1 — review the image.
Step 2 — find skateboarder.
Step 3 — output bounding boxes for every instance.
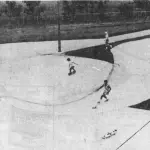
[105,31,109,45]
[98,80,111,104]
[67,58,78,75]
[92,80,111,109]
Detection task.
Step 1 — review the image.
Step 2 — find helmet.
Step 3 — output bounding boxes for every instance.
[104,80,108,83]
[67,58,71,61]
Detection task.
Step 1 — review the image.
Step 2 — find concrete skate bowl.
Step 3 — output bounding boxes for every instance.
[111,38,150,108]
[1,36,150,150]
[0,42,115,150]
[0,52,112,106]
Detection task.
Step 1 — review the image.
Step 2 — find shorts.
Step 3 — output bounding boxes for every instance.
[103,89,110,95]
[70,66,75,70]
[105,39,109,44]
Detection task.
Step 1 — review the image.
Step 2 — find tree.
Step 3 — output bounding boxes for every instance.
[15,2,26,16]
[69,1,78,22]
[75,1,88,13]
[12,2,27,26]
[6,1,16,18]
[24,1,41,14]
[133,0,150,10]
[0,2,7,16]
[88,1,95,13]
[97,1,106,21]
[34,5,41,24]
[62,1,71,22]
[118,2,134,19]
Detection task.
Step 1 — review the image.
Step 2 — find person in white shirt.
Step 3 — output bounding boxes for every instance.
[105,31,109,45]
[67,58,78,75]
[105,31,112,52]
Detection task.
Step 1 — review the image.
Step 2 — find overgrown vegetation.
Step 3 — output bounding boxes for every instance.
[0,1,150,43]
[0,21,149,44]
[0,0,150,27]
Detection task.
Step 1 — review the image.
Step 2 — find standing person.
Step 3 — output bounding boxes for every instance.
[105,31,112,52]
[67,58,78,76]
[105,31,109,45]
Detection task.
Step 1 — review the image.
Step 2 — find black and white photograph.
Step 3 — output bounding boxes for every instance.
[0,0,150,149]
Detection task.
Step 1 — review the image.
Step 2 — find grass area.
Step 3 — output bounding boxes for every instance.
[1,21,150,44]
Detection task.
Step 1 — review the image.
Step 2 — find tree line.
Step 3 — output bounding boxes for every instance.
[0,1,59,27]
[62,0,150,22]
[0,0,150,27]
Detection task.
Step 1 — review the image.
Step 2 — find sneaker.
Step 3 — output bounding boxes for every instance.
[68,72,72,76]
[92,106,97,109]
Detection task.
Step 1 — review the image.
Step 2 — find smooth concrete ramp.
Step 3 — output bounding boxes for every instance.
[0,35,150,150]
[0,42,112,150]
[0,54,111,105]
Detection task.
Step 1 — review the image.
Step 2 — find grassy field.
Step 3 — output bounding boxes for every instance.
[0,21,150,44]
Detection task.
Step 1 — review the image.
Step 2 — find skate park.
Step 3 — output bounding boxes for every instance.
[0,30,149,150]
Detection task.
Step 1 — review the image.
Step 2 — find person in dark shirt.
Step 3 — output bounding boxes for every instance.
[99,80,111,103]
[92,80,111,109]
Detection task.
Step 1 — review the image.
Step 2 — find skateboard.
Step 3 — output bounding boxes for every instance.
[68,70,76,76]
[102,130,117,139]
[97,99,109,104]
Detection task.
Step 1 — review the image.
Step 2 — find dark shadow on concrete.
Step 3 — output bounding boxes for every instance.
[64,34,150,65]
[65,44,114,64]
[130,99,150,111]
[112,35,150,47]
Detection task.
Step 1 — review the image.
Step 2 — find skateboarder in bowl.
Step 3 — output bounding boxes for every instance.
[99,80,111,103]
[92,80,111,109]
[67,58,78,76]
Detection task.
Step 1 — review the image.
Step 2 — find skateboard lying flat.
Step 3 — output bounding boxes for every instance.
[102,130,117,139]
